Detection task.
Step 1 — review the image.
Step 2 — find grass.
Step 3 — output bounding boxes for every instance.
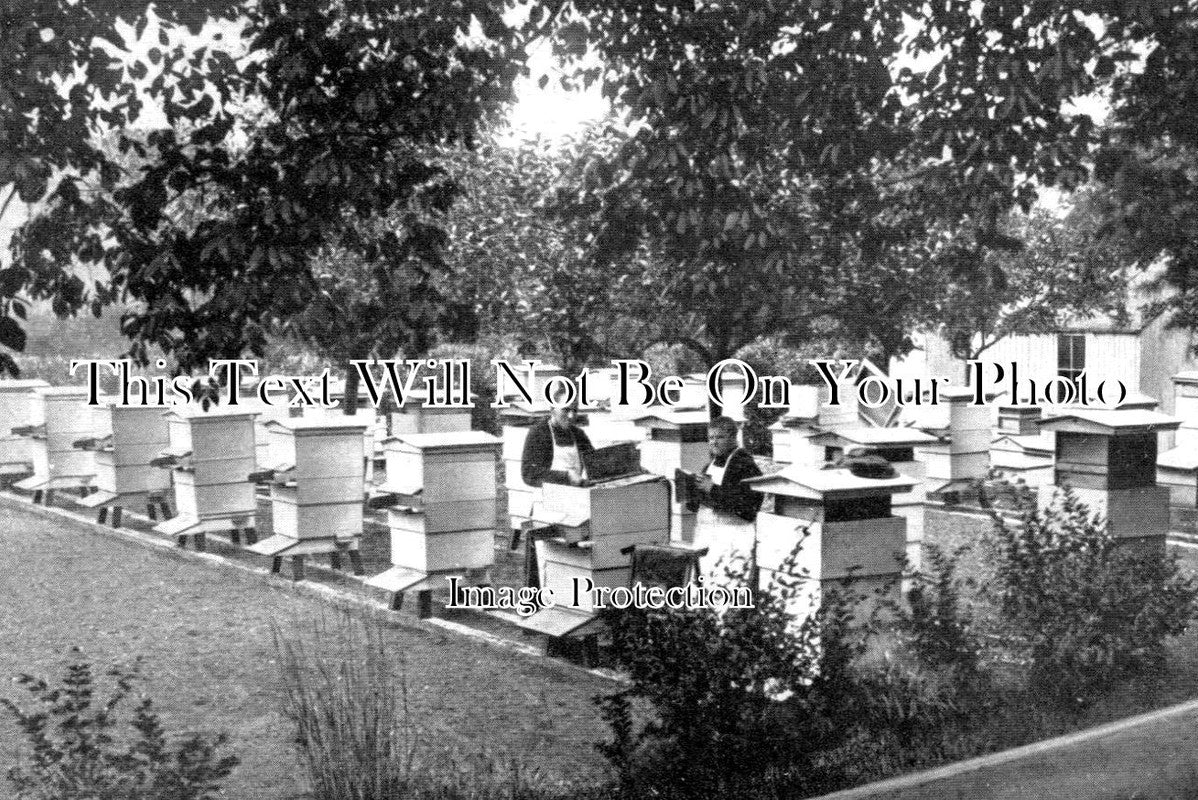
[0,501,612,800]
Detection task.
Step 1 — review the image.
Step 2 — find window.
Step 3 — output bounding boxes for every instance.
[1058,333,1086,382]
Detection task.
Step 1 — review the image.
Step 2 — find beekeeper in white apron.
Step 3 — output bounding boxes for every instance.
[688,416,762,586]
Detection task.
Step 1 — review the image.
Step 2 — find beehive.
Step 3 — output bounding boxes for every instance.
[154,407,259,545]
[13,386,98,494]
[747,465,914,624]
[77,402,173,518]
[0,379,49,476]
[631,409,709,529]
[389,388,473,435]
[499,403,551,530]
[1038,409,1179,550]
[372,431,500,575]
[531,474,671,613]
[259,417,367,538]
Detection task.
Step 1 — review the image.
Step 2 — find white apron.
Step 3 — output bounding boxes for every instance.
[549,426,585,480]
[693,449,755,586]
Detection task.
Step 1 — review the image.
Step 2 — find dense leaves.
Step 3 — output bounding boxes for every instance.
[985,485,1198,706]
[2,0,524,375]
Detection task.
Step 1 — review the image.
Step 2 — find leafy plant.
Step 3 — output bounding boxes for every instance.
[985,486,1198,706]
[2,648,238,800]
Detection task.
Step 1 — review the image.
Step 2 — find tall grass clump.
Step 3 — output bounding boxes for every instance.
[272,610,566,800]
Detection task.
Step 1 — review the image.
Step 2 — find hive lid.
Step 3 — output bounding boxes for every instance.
[808,426,938,448]
[382,430,499,449]
[1158,446,1198,471]
[746,464,916,500]
[264,417,369,433]
[629,409,711,427]
[1037,409,1181,435]
[992,432,1055,455]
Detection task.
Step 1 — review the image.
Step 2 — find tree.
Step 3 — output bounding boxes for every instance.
[533,0,1145,385]
[0,0,525,380]
[933,186,1130,370]
[437,128,652,372]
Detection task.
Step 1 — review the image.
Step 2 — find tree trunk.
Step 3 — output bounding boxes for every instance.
[342,359,360,415]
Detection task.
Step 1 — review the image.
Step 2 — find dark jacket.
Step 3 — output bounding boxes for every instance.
[520,419,595,487]
[687,448,763,522]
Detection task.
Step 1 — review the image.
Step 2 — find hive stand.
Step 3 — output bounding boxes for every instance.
[153,407,260,550]
[13,386,101,502]
[246,417,368,578]
[0,379,50,482]
[365,431,501,616]
[75,402,174,527]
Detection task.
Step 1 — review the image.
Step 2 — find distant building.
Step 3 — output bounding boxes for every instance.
[895,265,1198,446]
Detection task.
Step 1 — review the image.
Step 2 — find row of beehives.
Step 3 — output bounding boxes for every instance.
[2,366,1190,634]
[0,378,508,588]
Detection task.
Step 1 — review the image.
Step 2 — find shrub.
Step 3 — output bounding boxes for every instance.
[985,486,1198,706]
[1,648,238,800]
[901,543,983,678]
[596,552,891,799]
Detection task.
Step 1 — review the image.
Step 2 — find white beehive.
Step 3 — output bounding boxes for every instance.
[373,431,500,575]
[389,389,473,435]
[89,403,173,498]
[1039,408,1179,550]
[631,409,709,529]
[810,426,936,570]
[990,432,1055,487]
[747,465,914,623]
[14,386,98,494]
[0,379,49,476]
[531,474,671,613]
[154,407,259,544]
[233,378,294,466]
[260,418,367,538]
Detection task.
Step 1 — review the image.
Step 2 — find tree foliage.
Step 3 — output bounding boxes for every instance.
[1,0,524,376]
[985,486,1198,706]
[935,186,1130,363]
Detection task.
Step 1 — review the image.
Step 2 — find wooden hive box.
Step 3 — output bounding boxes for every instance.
[173,468,257,519]
[388,526,493,573]
[270,482,363,541]
[390,389,473,435]
[538,474,670,551]
[165,407,258,464]
[264,418,366,502]
[0,380,50,472]
[632,410,710,476]
[381,431,499,504]
[748,465,913,582]
[535,539,635,613]
[162,408,259,520]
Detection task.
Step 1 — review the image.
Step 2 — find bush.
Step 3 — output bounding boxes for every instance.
[901,543,982,679]
[596,551,898,799]
[2,648,238,800]
[985,486,1198,706]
